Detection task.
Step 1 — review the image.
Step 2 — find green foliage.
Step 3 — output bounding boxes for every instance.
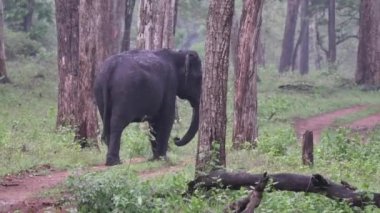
[5,29,42,59]
[319,128,380,163]
[257,126,296,156]
[67,168,247,213]
[4,0,54,31]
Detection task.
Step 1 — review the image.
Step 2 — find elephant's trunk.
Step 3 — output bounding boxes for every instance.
[175,105,199,146]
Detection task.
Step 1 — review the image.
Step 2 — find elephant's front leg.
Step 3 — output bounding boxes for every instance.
[150,104,175,159]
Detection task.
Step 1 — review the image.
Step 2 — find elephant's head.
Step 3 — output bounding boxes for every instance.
[175,50,202,146]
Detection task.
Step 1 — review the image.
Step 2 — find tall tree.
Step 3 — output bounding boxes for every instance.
[355,0,380,85]
[0,0,9,84]
[196,0,234,175]
[136,0,177,49]
[55,0,99,145]
[298,0,309,74]
[122,0,136,51]
[328,0,336,70]
[97,0,125,63]
[278,0,300,73]
[23,0,35,32]
[232,0,263,149]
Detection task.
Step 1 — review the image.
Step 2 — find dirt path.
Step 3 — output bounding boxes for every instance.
[294,105,368,143]
[0,157,190,212]
[347,113,380,131]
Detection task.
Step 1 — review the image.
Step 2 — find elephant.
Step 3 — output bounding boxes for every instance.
[94,49,202,166]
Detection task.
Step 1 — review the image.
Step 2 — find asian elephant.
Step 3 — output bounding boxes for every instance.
[94,49,202,166]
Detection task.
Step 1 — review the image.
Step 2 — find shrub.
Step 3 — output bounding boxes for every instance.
[5,29,42,59]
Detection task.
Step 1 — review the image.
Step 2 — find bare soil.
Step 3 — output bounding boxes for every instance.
[294,105,368,143]
[0,157,191,212]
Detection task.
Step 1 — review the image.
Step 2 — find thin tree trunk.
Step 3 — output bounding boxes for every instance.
[0,0,9,84]
[196,0,234,175]
[278,0,300,73]
[328,0,336,70]
[299,0,309,75]
[256,36,265,67]
[311,14,322,70]
[355,0,380,85]
[232,0,263,149]
[122,0,136,51]
[23,0,35,32]
[55,0,99,145]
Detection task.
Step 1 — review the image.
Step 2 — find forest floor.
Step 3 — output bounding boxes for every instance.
[1,105,380,212]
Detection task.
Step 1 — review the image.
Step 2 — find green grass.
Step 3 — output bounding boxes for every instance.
[2,57,380,212]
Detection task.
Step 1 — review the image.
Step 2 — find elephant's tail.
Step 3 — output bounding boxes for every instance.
[101,57,118,145]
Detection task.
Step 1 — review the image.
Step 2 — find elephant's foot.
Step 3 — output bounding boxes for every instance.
[105,155,122,166]
[148,155,168,162]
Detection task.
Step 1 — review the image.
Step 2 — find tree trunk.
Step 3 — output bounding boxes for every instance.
[256,36,265,67]
[97,0,125,63]
[298,0,309,75]
[0,0,9,84]
[232,0,263,149]
[136,0,177,50]
[55,0,99,146]
[122,0,136,51]
[311,14,322,70]
[355,0,380,86]
[196,0,234,175]
[278,0,300,73]
[23,0,35,32]
[328,0,336,70]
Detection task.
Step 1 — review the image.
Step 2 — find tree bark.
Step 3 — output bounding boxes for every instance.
[196,0,234,175]
[298,0,309,75]
[0,0,9,84]
[55,0,99,145]
[122,0,136,51]
[278,0,300,73]
[232,0,263,149]
[136,0,177,50]
[97,0,125,63]
[328,0,336,70]
[23,0,35,32]
[186,170,380,208]
[226,173,269,213]
[355,0,380,86]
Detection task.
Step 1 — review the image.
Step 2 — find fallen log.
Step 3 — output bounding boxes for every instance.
[186,170,380,208]
[226,172,269,213]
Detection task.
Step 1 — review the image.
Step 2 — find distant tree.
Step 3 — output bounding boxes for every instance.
[355,0,380,85]
[55,0,99,146]
[4,0,53,33]
[136,0,177,49]
[122,0,136,51]
[296,0,309,75]
[232,0,263,149]
[328,0,336,70]
[0,0,9,84]
[278,0,300,73]
[196,0,234,175]
[23,0,35,32]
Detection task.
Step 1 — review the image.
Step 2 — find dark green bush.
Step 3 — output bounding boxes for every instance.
[5,29,42,59]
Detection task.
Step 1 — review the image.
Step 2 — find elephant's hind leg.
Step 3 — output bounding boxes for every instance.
[106,112,131,166]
